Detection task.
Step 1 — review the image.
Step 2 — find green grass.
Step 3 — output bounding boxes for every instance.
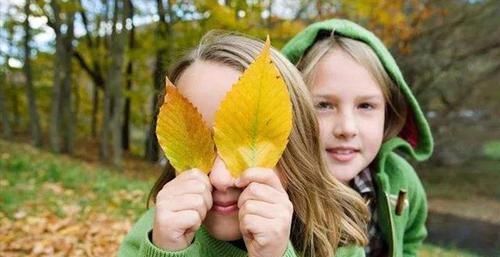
[0,140,154,219]
[0,139,491,257]
[483,140,500,160]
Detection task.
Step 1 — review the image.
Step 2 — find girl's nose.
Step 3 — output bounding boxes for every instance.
[209,155,236,192]
[333,111,358,139]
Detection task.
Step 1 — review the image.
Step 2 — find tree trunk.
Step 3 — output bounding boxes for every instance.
[48,1,75,153]
[24,0,42,147]
[91,84,99,138]
[145,0,171,162]
[75,1,107,140]
[103,0,130,167]
[100,79,111,160]
[60,13,75,154]
[100,0,113,161]
[122,0,135,151]
[50,35,63,152]
[0,74,12,138]
[144,51,162,162]
[5,23,19,131]
[11,83,20,130]
[122,85,131,151]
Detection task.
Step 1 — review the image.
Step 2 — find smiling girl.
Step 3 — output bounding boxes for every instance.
[283,19,434,257]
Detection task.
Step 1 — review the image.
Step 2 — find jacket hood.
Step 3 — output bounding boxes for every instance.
[282,19,433,161]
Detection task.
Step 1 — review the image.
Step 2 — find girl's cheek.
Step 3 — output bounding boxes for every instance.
[317,118,333,139]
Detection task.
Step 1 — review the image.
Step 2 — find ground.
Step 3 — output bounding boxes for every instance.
[0,139,498,256]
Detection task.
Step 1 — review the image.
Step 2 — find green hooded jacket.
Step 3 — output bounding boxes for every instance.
[282,19,434,257]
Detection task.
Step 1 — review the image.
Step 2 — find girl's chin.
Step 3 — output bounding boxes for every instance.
[206,227,242,241]
[204,214,242,241]
[327,164,361,183]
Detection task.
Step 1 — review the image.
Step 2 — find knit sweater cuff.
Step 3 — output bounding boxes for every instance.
[139,230,200,257]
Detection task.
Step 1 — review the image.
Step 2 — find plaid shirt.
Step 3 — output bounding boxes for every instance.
[350,168,387,257]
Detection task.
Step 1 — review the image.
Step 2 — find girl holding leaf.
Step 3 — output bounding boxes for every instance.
[119,32,369,257]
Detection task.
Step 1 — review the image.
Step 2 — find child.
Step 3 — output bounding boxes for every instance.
[282,19,434,257]
[118,32,370,257]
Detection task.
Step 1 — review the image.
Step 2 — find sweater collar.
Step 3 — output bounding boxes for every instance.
[196,226,248,257]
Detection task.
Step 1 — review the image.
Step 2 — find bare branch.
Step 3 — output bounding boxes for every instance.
[73,51,104,88]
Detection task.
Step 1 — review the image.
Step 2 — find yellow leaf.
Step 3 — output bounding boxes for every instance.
[156,80,216,174]
[214,36,293,177]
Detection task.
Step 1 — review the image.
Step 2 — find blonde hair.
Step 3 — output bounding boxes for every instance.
[297,36,408,140]
[149,31,369,257]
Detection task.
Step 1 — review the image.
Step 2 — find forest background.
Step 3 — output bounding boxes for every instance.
[0,0,499,256]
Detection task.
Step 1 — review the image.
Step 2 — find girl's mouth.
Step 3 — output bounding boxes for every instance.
[211,200,238,215]
[326,147,359,162]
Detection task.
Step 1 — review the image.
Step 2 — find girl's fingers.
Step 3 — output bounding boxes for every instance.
[234,168,285,193]
[238,199,282,219]
[237,182,285,208]
[157,170,212,200]
[179,169,212,187]
[157,179,209,200]
[157,193,211,219]
[239,213,267,239]
[171,209,203,232]
[170,169,212,190]
[240,213,288,245]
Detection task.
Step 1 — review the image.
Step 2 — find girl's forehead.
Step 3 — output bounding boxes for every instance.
[312,51,383,98]
[176,61,242,126]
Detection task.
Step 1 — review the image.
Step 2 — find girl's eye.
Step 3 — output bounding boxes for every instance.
[359,103,375,110]
[314,101,334,110]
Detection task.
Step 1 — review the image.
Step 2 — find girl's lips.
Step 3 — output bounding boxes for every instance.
[326,147,359,162]
[211,201,238,215]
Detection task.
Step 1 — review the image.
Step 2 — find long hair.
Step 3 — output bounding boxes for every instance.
[149,31,369,257]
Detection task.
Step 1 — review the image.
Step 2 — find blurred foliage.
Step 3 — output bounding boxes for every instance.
[483,141,500,161]
[420,244,481,257]
[0,0,498,164]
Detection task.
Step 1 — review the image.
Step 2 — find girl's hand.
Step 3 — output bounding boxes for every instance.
[152,170,212,251]
[235,168,293,257]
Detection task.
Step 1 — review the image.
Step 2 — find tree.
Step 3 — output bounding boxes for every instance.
[41,0,77,153]
[0,11,12,138]
[122,0,135,151]
[23,0,43,147]
[73,0,107,139]
[144,0,173,162]
[101,0,131,167]
[0,70,12,138]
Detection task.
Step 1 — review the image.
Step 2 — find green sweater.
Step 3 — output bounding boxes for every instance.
[118,208,365,257]
[282,19,434,257]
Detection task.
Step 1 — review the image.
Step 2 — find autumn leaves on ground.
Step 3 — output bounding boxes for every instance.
[2,139,492,257]
[0,139,157,256]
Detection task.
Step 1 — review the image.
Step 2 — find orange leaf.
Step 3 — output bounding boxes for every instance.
[156,80,216,174]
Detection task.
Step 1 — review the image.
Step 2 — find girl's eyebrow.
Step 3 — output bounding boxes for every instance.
[312,94,335,99]
[356,94,384,101]
[313,94,383,100]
